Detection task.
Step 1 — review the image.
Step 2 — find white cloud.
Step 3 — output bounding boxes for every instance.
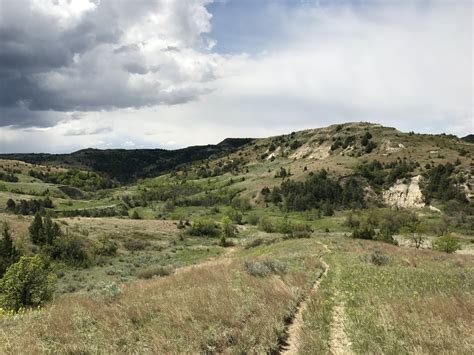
[0,0,471,153]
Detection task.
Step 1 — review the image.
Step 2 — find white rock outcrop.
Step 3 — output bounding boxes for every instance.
[383,175,425,209]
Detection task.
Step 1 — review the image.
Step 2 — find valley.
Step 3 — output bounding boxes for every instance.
[0,122,473,354]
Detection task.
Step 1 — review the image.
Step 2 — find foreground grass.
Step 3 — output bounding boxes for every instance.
[299,236,474,354]
[0,239,325,353]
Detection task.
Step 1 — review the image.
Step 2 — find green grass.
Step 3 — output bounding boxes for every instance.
[299,235,474,354]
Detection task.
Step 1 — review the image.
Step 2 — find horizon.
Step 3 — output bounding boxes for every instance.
[0,121,471,155]
[0,0,472,153]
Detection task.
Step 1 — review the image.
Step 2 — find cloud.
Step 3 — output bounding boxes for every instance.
[64,126,113,136]
[0,0,471,153]
[0,0,218,127]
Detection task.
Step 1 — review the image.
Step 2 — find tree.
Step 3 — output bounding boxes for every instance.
[221,216,237,242]
[6,199,16,212]
[405,222,425,249]
[432,235,460,253]
[0,223,20,277]
[42,214,61,245]
[0,255,56,311]
[29,212,44,245]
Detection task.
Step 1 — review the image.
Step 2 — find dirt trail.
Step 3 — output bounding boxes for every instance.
[329,260,354,355]
[329,298,353,355]
[281,259,329,355]
[280,242,353,355]
[280,242,330,355]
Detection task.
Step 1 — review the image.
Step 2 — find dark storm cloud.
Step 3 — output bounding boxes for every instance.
[0,0,217,128]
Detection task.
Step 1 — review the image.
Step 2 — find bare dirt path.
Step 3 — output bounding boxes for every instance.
[329,298,353,355]
[280,242,353,355]
[281,259,329,355]
[280,242,330,355]
[329,259,354,355]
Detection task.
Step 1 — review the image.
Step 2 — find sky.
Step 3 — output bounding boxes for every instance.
[0,0,472,153]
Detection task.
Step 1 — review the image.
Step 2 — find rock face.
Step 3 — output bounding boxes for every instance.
[383,175,425,209]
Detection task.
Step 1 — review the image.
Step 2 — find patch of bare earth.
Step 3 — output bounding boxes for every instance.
[281,260,329,355]
[329,296,353,355]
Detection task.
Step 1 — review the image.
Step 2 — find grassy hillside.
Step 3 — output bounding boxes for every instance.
[0,122,473,354]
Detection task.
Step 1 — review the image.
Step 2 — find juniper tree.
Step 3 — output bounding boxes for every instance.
[0,222,20,277]
[29,212,44,245]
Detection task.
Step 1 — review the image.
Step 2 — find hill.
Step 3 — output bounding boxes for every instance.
[461,134,474,144]
[0,122,473,354]
[0,138,253,182]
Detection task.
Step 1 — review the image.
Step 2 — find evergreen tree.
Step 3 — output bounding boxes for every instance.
[42,214,61,245]
[0,222,20,277]
[29,212,44,245]
[6,199,16,212]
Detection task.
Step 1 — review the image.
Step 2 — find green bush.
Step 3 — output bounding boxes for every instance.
[225,208,243,224]
[93,234,118,256]
[432,235,461,253]
[246,212,260,226]
[352,225,376,240]
[277,218,312,239]
[259,216,275,233]
[188,218,220,237]
[231,197,252,212]
[49,235,91,266]
[0,255,56,311]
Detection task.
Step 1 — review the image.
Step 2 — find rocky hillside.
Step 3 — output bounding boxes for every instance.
[184,122,473,209]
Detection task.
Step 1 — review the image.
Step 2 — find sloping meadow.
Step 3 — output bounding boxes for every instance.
[0,239,326,353]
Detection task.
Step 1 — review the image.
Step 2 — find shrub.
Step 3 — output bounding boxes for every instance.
[244,259,286,277]
[162,200,176,213]
[0,255,56,311]
[131,210,141,220]
[277,218,312,239]
[220,216,237,239]
[188,218,220,237]
[432,235,461,253]
[246,212,260,226]
[122,239,150,251]
[49,235,91,266]
[344,212,360,228]
[352,225,376,240]
[259,216,275,233]
[137,266,174,279]
[374,228,398,245]
[93,234,118,256]
[231,197,252,212]
[369,250,389,266]
[89,281,122,300]
[225,208,243,224]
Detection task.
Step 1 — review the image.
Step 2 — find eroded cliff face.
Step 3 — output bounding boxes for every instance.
[383,175,425,209]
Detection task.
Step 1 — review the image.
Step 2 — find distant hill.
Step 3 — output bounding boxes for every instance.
[0,138,253,182]
[461,134,474,143]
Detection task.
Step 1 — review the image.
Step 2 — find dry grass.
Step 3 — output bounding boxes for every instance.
[0,248,319,354]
